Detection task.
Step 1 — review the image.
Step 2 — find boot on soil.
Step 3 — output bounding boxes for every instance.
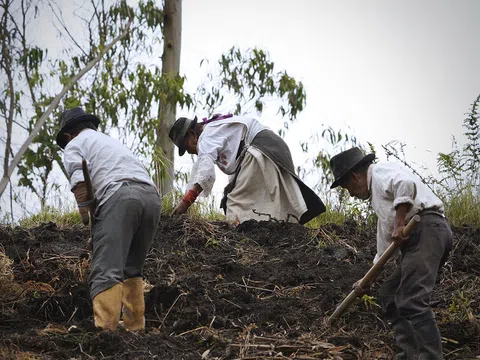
[392,318,418,360]
[92,283,123,331]
[122,277,145,331]
[413,318,444,360]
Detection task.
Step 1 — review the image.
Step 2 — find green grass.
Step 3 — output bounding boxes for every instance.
[306,198,378,229]
[161,191,226,221]
[442,184,480,228]
[17,184,480,229]
[310,183,480,230]
[306,206,346,228]
[160,191,183,215]
[19,206,82,228]
[19,190,225,228]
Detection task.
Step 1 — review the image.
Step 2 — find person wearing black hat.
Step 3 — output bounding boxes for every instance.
[330,147,452,360]
[57,107,161,331]
[168,114,326,224]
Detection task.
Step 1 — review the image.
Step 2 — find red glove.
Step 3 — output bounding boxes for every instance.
[172,189,200,216]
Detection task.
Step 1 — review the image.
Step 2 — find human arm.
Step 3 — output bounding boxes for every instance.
[391,202,411,246]
[64,144,90,225]
[172,183,203,215]
[388,169,416,245]
[352,273,378,295]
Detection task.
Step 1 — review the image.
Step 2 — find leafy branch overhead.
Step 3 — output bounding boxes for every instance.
[437,94,480,189]
[2,0,183,204]
[0,0,134,201]
[196,47,307,133]
[383,94,480,197]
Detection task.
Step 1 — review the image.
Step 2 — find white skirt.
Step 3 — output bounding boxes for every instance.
[225,147,307,224]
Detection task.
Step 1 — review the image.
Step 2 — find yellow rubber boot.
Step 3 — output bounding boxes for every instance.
[122,277,145,331]
[92,283,123,331]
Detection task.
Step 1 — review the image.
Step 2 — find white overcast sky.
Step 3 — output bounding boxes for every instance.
[180,0,480,162]
[177,0,480,201]
[2,0,480,219]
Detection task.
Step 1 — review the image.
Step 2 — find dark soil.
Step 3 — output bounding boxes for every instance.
[0,217,479,359]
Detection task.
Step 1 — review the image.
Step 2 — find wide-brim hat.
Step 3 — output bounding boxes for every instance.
[56,107,100,149]
[330,147,375,189]
[168,116,198,156]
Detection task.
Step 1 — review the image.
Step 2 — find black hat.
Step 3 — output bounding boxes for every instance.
[330,147,375,189]
[168,116,198,156]
[56,107,100,149]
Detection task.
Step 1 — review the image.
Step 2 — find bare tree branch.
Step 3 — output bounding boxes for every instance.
[9,175,14,223]
[13,119,29,131]
[47,0,89,58]
[19,0,40,112]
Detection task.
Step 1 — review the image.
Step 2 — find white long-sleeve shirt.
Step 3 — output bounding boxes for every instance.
[63,129,156,207]
[189,116,266,196]
[368,161,444,263]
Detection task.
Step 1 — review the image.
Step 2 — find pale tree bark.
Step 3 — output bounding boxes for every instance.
[155,0,182,196]
[1,1,14,196]
[0,19,132,198]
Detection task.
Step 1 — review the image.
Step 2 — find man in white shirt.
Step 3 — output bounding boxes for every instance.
[168,114,326,224]
[56,107,161,331]
[329,147,452,360]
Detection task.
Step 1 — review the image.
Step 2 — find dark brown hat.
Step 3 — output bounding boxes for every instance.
[168,116,198,156]
[56,107,100,149]
[330,147,375,188]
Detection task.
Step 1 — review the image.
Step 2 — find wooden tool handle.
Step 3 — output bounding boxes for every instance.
[81,158,96,230]
[327,215,421,326]
[81,158,94,201]
[359,214,420,286]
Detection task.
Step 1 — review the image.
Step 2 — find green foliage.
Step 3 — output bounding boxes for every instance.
[301,125,375,207]
[8,0,192,213]
[437,94,480,190]
[310,126,364,192]
[161,190,182,215]
[462,94,480,178]
[447,290,477,322]
[306,205,346,228]
[161,190,225,221]
[3,0,478,235]
[306,200,377,229]
[3,1,313,221]
[196,47,306,133]
[189,195,226,221]
[296,124,379,228]
[382,95,480,228]
[362,294,380,310]
[443,183,480,227]
[205,237,220,248]
[382,140,438,196]
[0,0,60,208]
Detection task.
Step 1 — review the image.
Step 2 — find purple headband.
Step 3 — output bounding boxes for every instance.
[202,113,233,124]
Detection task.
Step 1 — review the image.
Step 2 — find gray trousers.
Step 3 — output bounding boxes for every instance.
[89,182,161,299]
[379,213,452,322]
[379,213,452,357]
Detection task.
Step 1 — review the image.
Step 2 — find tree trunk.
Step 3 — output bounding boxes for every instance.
[155,0,182,197]
[1,1,14,199]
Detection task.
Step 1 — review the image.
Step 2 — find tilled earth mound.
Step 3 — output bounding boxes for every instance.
[0,216,479,359]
